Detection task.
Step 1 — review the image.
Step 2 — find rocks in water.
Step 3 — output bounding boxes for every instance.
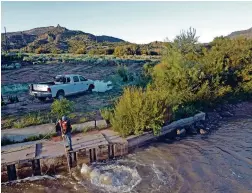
[200,128,208,135]
[177,128,186,137]
[99,173,113,185]
[184,125,197,135]
[189,125,198,134]
[90,168,101,179]
[80,163,92,176]
[219,111,234,118]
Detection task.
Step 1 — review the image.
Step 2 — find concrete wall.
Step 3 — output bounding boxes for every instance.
[126,131,155,150]
[127,112,206,149]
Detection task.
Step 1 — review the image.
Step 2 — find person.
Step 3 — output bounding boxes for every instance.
[55,116,73,151]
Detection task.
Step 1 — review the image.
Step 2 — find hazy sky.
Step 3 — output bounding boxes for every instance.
[1,1,252,43]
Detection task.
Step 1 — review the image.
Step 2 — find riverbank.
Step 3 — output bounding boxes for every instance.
[2,101,252,193]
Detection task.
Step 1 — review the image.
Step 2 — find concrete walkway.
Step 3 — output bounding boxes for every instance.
[1,120,107,142]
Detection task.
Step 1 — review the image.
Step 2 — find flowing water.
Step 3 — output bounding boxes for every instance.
[2,114,252,193]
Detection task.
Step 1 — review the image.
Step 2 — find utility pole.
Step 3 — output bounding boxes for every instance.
[4,27,8,52]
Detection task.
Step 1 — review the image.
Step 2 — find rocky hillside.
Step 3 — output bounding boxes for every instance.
[1,25,125,53]
[227,27,252,39]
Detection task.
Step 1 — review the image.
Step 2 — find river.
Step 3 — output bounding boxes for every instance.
[2,104,252,193]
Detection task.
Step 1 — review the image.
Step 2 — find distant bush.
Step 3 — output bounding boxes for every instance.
[13,112,51,128]
[75,47,86,54]
[117,64,129,82]
[1,53,25,61]
[35,47,50,54]
[51,98,75,119]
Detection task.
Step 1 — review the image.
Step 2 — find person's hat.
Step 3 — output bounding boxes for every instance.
[62,116,67,121]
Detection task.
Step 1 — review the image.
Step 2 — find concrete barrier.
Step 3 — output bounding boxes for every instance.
[127,112,206,148]
[126,131,155,150]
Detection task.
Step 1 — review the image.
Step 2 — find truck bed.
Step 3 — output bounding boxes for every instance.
[32,82,55,92]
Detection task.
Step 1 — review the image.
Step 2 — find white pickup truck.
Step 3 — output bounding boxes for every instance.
[29,74,95,101]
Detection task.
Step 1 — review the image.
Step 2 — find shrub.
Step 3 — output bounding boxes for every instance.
[50,98,75,119]
[79,116,88,123]
[172,104,199,120]
[2,117,15,129]
[75,48,86,54]
[100,107,113,123]
[1,136,14,146]
[110,87,168,137]
[117,64,129,82]
[13,112,50,128]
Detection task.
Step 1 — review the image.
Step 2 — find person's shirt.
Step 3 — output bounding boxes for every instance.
[57,120,72,134]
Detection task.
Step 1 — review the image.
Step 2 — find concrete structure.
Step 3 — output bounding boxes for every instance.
[1,112,205,182]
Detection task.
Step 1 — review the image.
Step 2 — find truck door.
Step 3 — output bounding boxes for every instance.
[79,76,89,91]
[72,75,82,93]
[61,76,74,96]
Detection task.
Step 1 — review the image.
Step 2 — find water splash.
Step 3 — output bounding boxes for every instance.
[81,163,142,192]
[1,175,64,185]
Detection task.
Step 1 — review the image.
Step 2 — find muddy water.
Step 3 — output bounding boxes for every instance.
[2,116,252,193]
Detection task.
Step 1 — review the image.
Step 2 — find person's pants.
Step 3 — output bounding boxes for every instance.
[65,132,73,150]
[57,130,61,136]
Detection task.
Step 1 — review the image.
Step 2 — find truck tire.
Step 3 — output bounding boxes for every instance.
[56,90,65,100]
[88,84,95,92]
[38,97,46,102]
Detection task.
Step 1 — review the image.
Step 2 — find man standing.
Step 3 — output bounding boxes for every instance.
[56,116,73,151]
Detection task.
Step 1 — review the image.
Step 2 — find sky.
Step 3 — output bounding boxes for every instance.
[1,1,252,44]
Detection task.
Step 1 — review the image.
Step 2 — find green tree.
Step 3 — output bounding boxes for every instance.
[51,98,75,119]
[173,27,199,55]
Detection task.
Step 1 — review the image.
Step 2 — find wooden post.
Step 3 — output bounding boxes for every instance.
[93,148,97,162]
[112,144,115,158]
[108,144,115,159]
[7,164,17,181]
[89,149,92,163]
[32,159,41,176]
[68,152,77,168]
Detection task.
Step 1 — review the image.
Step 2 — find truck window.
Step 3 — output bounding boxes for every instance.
[73,76,79,82]
[66,77,70,83]
[79,76,87,81]
[55,76,66,83]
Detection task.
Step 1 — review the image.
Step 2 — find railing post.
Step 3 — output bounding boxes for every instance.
[32,159,41,176]
[7,164,17,181]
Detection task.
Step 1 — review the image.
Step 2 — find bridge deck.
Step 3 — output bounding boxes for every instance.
[1,130,125,166]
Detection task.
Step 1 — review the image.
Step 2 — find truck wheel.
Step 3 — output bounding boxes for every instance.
[88,84,94,92]
[56,91,65,100]
[38,97,46,102]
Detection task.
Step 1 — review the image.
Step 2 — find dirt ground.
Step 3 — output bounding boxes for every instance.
[1,60,144,125]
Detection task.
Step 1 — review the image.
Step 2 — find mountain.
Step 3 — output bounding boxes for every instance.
[1,25,125,53]
[226,27,252,39]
